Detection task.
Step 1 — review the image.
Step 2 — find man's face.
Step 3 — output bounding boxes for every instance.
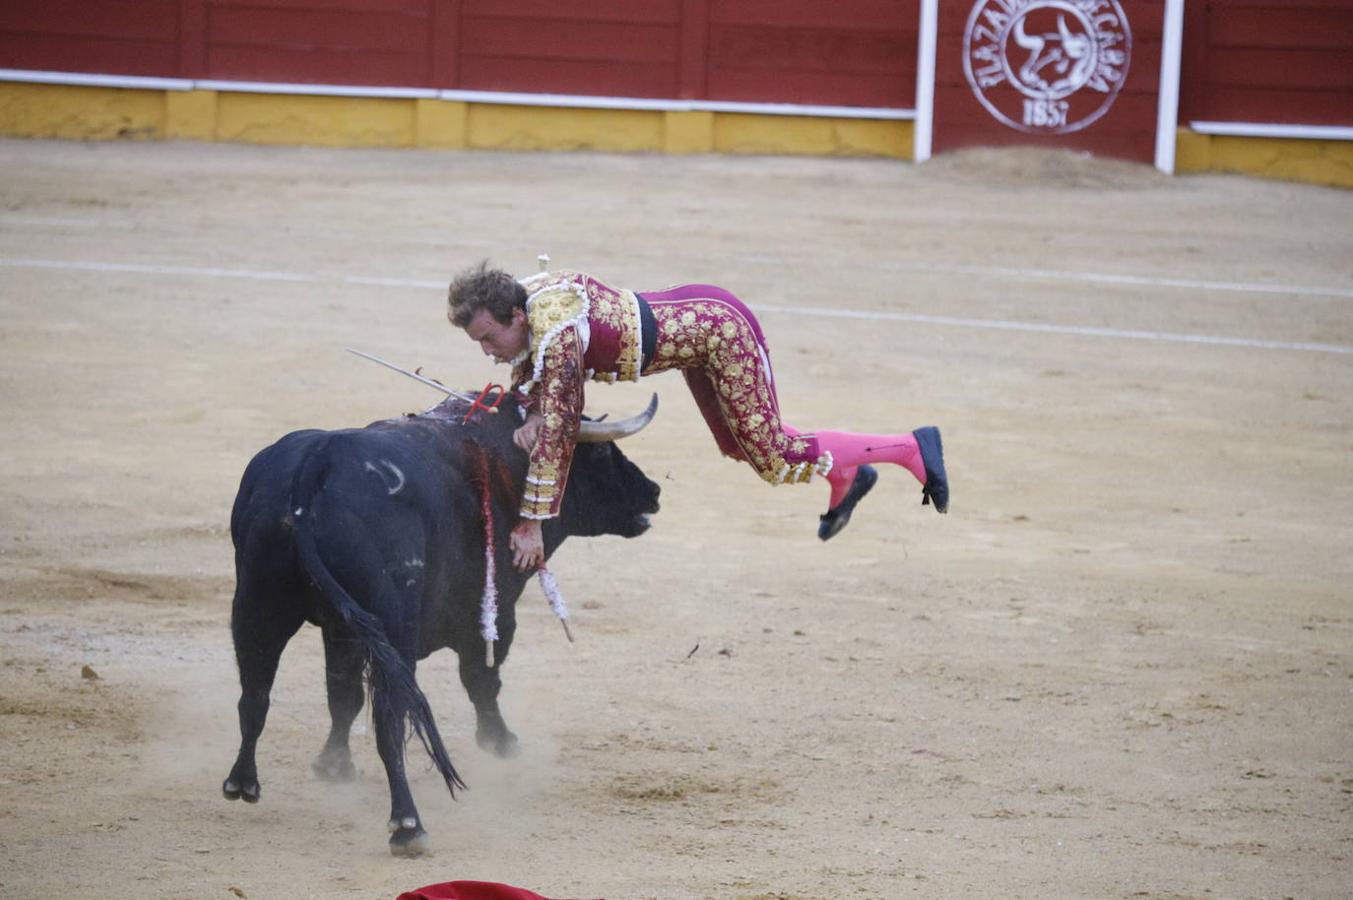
[464,307,529,363]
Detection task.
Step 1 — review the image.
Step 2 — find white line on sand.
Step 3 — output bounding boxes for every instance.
[3,257,1349,355]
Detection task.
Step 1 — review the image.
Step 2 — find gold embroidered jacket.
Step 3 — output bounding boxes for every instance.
[512,271,644,520]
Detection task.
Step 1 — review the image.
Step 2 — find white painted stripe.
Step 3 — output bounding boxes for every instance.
[440,89,685,112]
[0,214,139,229]
[341,275,443,289]
[0,258,313,282]
[1154,0,1185,174]
[753,304,1353,355]
[3,257,1348,355]
[687,98,913,120]
[196,79,438,99]
[737,254,1353,300]
[5,247,1349,301]
[913,0,938,163]
[0,68,192,91]
[442,89,914,120]
[0,67,912,120]
[1190,121,1353,141]
[905,262,1353,300]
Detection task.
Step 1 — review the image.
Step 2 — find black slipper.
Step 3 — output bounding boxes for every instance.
[817,465,878,541]
[913,426,948,514]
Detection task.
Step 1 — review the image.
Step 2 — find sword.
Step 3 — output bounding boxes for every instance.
[345,348,488,407]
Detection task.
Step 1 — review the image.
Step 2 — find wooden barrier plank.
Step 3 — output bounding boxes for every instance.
[709,0,914,30]
[209,45,425,85]
[1211,7,1353,46]
[1207,48,1353,89]
[460,56,676,98]
[708,69,915,108]
[210,7,428,53]
[460,0,679,24]
[460,18,679,64]
[0,34,179,77]
[0,0,177,40]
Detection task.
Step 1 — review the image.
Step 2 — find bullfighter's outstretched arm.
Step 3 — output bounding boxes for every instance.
[518,325,584,520]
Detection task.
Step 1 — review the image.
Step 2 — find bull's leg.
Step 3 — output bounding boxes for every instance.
[457,620,519,759]
[370,672,429,857]
[312,626,364,782]
[223,587,303,803]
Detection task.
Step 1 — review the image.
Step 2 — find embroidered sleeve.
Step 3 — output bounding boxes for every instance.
[520,325,584,520]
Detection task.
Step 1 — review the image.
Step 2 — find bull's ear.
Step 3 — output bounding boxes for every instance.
[577,394,658,443]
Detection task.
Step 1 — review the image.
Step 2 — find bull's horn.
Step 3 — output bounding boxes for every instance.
[577,393,658,443]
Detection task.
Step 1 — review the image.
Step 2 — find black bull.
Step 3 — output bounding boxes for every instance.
[221,395,660,855]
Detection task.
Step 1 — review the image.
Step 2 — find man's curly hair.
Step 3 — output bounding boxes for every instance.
[447,261,527,328]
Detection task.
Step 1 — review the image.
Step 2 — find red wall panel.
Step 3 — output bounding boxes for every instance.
[708,69,916,108]
[0,0,180,77]
[0,34,180,78]
[704,0,918,107]
[1179,0,1353,124]
[710,0,914,30]
[0,0,917,108]
[462,57,678,99]
[247,0,428,12]
[1210,7,1353,43]
[1208,48,1353,89]
[462,0,681,25]
[4,0,1353,134]
[461,18,679,63]
[457,0,681,96]
[0,0,178,40]
[204,1,432,85]
[210,7,426,50]
[207,45,427,85]
[427,0,460,87]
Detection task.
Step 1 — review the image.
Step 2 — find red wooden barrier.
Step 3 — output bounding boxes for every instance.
[704,0,919,107]
[0,0,180,77]
[205,0,433,86]
[458,0,682,97]
[3,0,1350,138]
[0,0,919,108]
[1180,0,1353,125]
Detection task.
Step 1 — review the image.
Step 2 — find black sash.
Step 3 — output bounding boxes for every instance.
[636,293,657,373]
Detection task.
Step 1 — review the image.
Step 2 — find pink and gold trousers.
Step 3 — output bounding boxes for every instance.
[640,284,832,485]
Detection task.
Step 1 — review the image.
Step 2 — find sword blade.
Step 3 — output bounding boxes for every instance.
[345,348,476,402]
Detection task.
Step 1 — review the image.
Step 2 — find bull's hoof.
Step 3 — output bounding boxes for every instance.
[311,748,357,782]
[476,727,520,759]
[222,777,261,803]
[388,818,430,857]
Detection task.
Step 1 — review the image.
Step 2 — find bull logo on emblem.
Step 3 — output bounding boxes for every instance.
[963,0,1132,134]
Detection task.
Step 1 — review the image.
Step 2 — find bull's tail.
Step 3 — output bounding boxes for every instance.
[290,447,466,796]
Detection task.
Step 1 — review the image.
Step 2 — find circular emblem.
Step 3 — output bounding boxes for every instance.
[963,0,1132,134]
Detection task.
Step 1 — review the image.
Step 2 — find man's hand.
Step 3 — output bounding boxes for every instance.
[510,518,544,572]
[513,413,544,452]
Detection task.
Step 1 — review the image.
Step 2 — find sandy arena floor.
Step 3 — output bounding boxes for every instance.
[1,138,1351,899]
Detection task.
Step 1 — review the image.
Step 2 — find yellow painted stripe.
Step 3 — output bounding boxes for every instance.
[2,81,1352,186]
[1174,128,1353,189]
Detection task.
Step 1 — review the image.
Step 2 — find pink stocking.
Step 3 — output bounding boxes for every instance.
[816,430,927,508]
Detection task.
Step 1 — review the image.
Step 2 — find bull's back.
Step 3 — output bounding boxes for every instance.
[231,419,501,638]
[231,429,328,548]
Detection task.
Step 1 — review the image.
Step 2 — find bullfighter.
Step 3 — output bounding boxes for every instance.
[448,263,948,571]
